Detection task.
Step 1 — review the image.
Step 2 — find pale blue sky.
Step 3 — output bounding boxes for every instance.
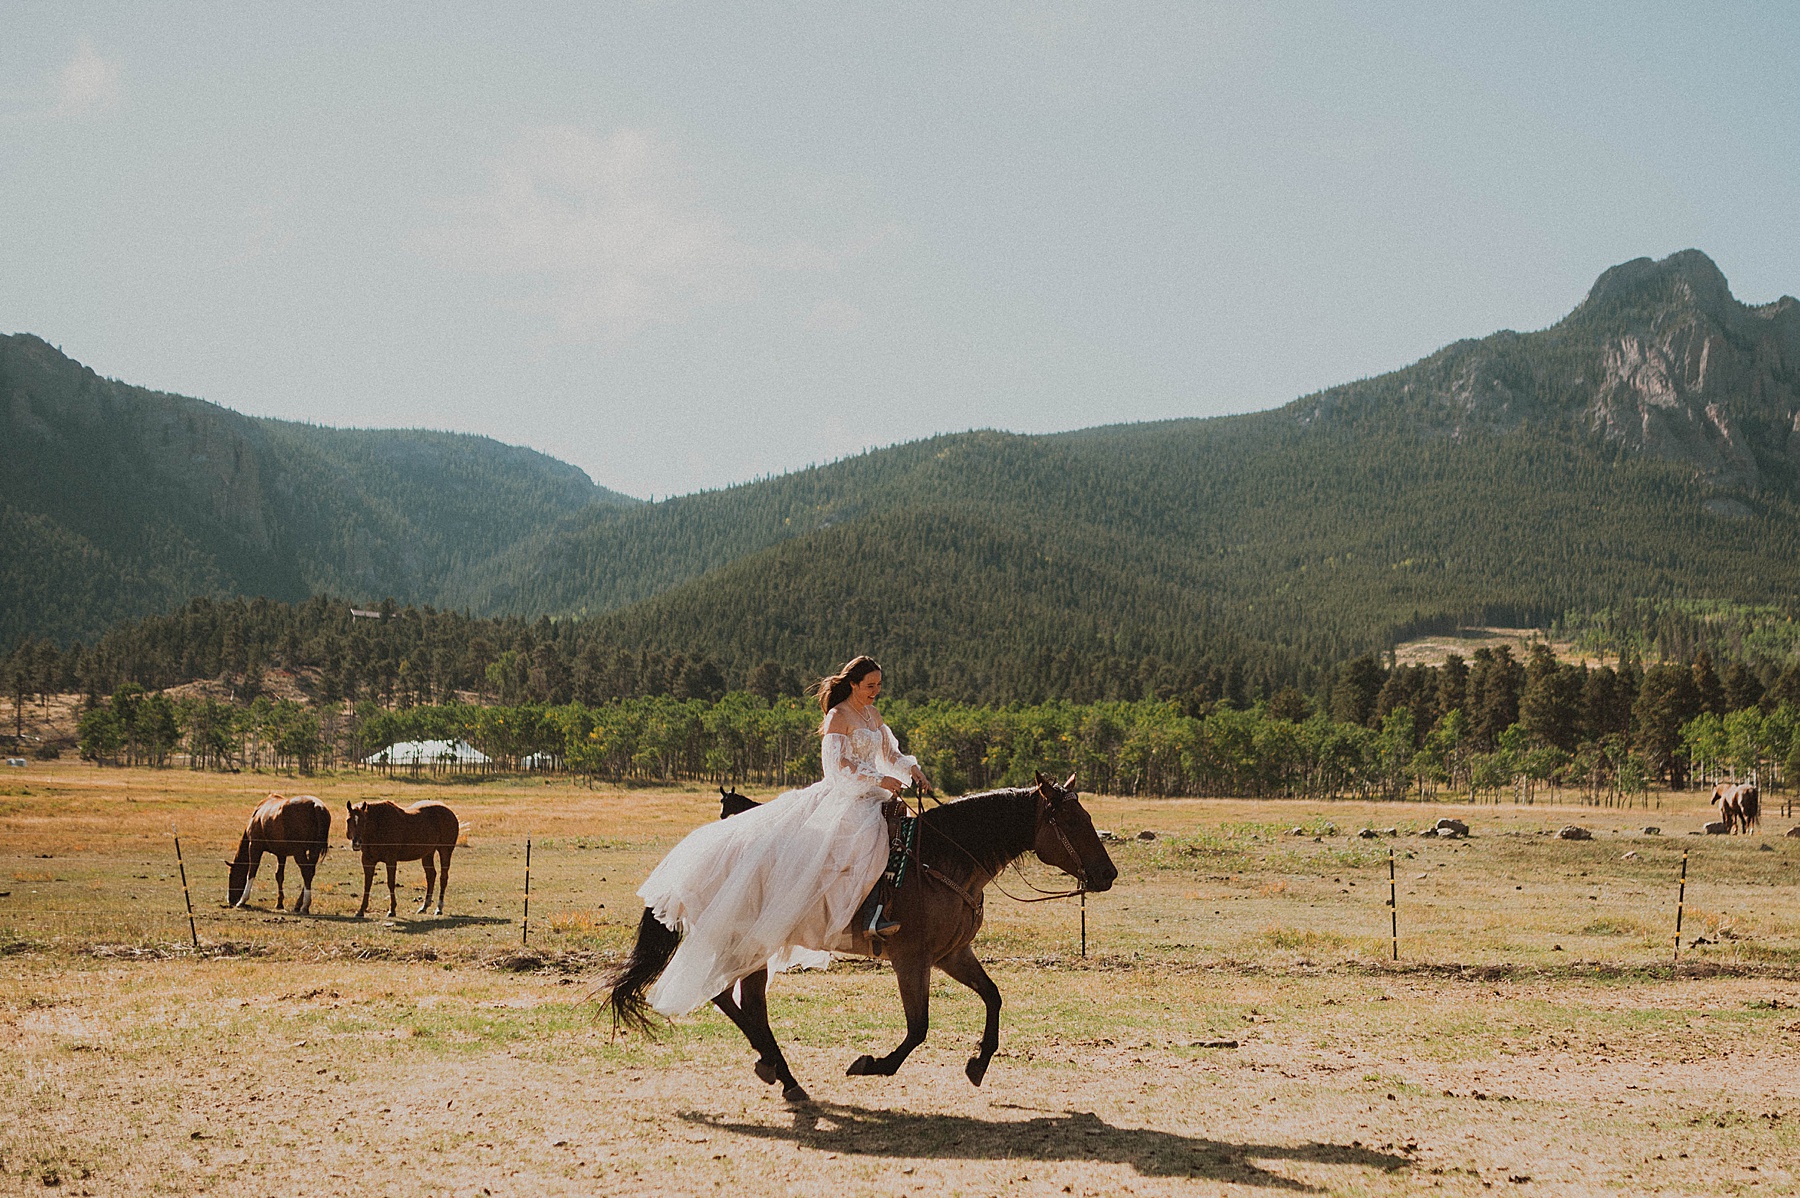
[4,2,1796,497]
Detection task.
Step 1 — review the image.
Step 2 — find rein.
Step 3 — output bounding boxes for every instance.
[911,792,1089,910]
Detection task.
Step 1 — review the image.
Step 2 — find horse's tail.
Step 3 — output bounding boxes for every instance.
[604,908,681,1035]
[308,802,331,861]
[227,831,254,904]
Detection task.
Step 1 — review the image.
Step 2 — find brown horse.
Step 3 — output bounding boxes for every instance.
[345,800,461,918]
[228,794,330,912]
[1711,782,1762,833]
[607,773,1117,1103]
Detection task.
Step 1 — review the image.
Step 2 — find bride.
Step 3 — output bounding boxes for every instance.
[636,655,933,1017]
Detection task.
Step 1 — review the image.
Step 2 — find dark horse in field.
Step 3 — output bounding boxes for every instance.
[345,800,461,918]
[609,773,1117,1103]
[1711,782,1761,833]
[719,784,759,818]
[228,794,331,912]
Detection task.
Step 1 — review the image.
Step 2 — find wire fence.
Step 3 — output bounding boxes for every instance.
[5,827,1792,973]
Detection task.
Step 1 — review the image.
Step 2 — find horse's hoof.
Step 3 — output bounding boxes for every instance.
[782,1084,812,1105]
[965,1057,989,1087]
[754,1060,780,1085]
[846,1054,877,1076]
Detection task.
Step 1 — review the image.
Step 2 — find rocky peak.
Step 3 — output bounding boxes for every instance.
[1294,251,1800,496]
[1574,252,1800,492]
[1572,249,1740,328]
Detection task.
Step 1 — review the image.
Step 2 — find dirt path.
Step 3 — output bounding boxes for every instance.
[4,959,1797,1196]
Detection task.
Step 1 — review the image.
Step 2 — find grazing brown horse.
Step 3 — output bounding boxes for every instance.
[228,794,330,912]
[1711,782,1762,833]
[607,773,1117,1103]
[1713,773,1756,831]
[345,800,461,918]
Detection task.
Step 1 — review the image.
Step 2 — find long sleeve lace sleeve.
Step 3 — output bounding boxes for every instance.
[822,732,885,788]
[881,725,920,782]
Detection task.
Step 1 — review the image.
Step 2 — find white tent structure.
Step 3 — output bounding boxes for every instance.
[364,739,490,768]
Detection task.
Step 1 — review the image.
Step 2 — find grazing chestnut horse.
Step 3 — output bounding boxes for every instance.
[608,773,1117,1103]
[345,800,461,918]
[1712,782,1761,833]
[228,794,330,912]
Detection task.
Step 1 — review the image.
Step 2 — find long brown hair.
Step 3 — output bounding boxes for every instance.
[815,655,882,715]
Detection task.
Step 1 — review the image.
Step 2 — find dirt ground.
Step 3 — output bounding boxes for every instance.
[3,762,1798,1196]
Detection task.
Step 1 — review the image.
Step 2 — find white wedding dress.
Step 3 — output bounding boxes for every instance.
[639,721,919,1016]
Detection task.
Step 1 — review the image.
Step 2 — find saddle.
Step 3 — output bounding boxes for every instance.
[852,799,918,955]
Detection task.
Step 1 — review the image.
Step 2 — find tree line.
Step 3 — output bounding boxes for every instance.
[0,593,1297,721]
[52,641,1800,803]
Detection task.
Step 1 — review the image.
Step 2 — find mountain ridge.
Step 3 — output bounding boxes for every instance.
[7,251,1800,701]
[1293,249,1800,493]
[0,331,635,644]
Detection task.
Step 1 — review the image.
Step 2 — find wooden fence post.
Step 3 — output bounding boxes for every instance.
[1672,848,1689,964]
[172,826,198,950]
[522,837,532,946]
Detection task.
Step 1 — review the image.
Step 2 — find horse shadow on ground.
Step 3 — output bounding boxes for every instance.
[681,1102,1410,1190]
[219,908,509,932]
[381,914,512,934]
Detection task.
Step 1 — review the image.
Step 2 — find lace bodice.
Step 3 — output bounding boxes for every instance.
[821,719,918,790]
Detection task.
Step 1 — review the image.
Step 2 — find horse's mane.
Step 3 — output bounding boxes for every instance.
[917,788,1039,875]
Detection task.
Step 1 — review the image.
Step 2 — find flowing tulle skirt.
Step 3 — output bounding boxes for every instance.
[639,778,890,1016]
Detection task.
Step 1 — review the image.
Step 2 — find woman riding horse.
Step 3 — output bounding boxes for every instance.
[633,656,930,1015]
[611,655,1118,1102]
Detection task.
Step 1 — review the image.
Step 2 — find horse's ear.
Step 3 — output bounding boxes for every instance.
[346,801,353,813]
[1062,772,1077,793]
[1035,771,1050,791]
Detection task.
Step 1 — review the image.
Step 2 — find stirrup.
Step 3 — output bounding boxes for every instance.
[865,902,900,939]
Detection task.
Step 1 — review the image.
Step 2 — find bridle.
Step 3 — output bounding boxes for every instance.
[1010,791,1091,902]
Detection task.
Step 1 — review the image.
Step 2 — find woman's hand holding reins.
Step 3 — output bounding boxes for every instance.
[878,776,904,795]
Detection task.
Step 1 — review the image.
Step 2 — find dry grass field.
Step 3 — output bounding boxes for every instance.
[3,761,1799,1196]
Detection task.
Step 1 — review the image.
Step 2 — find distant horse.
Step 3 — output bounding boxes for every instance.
[607,773,1117,1103]
[719,785,759,818]
[1734,783,1761,833]
[1711,782,1762,834]
[228,794,330,912]
[1709,782,1737,830]
[345,800,461,918]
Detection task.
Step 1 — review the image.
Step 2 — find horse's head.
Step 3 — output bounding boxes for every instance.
[226,858,250,905]
[1711,783,1728,807]
[1031,772,1117,893]
[346,801,368,849]
[719,785,759,820]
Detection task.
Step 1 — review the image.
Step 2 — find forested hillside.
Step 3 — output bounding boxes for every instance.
[6,250,1798,700]
[447,251,1800,697]
[0,333,635,645]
